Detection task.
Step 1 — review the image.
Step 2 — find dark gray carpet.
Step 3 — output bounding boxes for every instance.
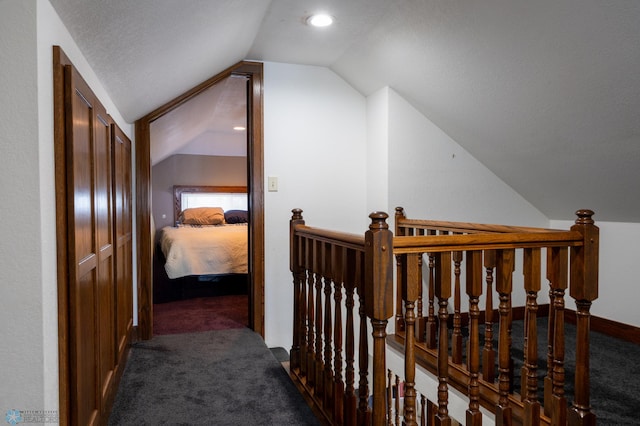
[507,318,640,425]
[108,328,320,425]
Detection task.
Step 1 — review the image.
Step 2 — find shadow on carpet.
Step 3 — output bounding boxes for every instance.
[108,328,320,425]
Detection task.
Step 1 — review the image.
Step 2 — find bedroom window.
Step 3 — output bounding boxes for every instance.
[181,192,248,212]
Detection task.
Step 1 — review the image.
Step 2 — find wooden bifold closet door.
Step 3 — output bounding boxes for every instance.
[54,46,132,426]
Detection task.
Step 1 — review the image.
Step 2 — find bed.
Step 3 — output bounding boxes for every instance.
[154,185,249,302]
[160,220,248,279]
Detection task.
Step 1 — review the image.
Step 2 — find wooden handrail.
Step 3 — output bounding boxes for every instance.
[397,219,565,234]
[393,231,583,253]
[293,224,365,250]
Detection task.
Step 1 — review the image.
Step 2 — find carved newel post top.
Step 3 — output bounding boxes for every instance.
[574,209,595,225]
[291,208,303,220]
[369,211,389,230]
[395,206,405,217]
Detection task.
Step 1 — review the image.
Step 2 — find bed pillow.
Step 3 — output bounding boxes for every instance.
[179,207,225,225]
[224,209,249,224]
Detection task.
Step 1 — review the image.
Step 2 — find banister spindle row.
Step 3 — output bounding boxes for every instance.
[290,208,598,426]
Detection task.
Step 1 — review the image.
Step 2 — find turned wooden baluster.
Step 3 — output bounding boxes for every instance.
[433,251,451,426]
[544,248,556,417]
[426,400,437,426]
[323,242,335,412]
[357,254,371,426]
[333,246,346,425]
[548,247,568,425]
[495,249,515,426]
[402,252,422,426]
[522,248,541,426]
[426,229,438,349]
[387,371,394,425]
[416,231,427,343]
[395,207,407,334]
[314,239,325,402]
[306,237,316,387]
[568,209,598,426]
[364,212,394,426]
[483,250,497,382]
[395,374,401,426]
[452,249,463,364]
[344,249,358,426]
[300,267,309,377]
[466,250,483,426]
[290,209,305,371]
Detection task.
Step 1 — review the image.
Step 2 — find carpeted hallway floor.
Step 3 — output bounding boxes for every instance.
[120,296,638,425]
[108,328,321,425]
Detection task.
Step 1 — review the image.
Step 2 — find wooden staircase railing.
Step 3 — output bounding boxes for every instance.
[289,208,598,426]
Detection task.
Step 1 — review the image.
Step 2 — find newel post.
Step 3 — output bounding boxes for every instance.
[568,209,599,426]
[290,209,305,371]
[364,212,394,426]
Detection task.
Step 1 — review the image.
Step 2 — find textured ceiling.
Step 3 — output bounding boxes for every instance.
[49,0,640,222]
[150,75,248,165]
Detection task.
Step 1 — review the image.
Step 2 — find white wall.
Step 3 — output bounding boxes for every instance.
[0,0,133,414]
[366,87,390,214]
[551,219,640,328]
[386,88,548,227]
[383,87,551,311]
[263,62,368,349]
[0,0,45,413]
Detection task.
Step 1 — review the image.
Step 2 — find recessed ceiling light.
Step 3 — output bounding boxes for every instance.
[306,13,334,27]
[233,126,246,131]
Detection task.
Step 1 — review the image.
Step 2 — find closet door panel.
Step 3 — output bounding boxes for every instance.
[66,65,100,426]
[56,46,133,426]
[112,126,133,361]
[94,107,115,405]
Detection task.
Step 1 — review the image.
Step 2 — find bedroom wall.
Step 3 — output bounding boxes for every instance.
[263,62,368,349]
[0,0,133,415]
[151,154,247,230]
[551,219,640,328]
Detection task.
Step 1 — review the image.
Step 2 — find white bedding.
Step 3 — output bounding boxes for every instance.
[160,224,248,279]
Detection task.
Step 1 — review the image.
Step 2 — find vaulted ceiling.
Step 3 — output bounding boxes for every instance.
[49,0,640,222]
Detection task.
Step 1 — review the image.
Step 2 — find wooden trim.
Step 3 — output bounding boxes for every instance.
[565,309,640,345]
[173,185,248,225]
[473,304,640,345]
[53,45,71,426]
[453,304,543,328]
[135,61,265,339]
[451,303,639,345]
[135,119,154,340]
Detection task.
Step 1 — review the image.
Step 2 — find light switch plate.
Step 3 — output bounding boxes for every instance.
[268,176,278,192]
